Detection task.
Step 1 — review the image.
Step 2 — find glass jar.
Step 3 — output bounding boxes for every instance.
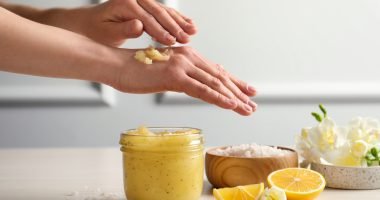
[119,127,204,200]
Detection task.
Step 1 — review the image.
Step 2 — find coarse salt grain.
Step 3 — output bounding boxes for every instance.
[212,143,291,157]
[64,186,123,200]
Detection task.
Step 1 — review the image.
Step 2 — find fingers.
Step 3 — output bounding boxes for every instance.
[191,52,256,97]
[187,66,253,116]
[164,7,197,35]
[188,62,257,115]
[214,64,257,114]
[181,76,237,110]
[174,9,194,24]
[187,66,237,105]
[137,0,189,44]
[190,53,257,115]
[93,19,143,46]
[216,64,257,100]
[135,8,176,45]
[230,74,257,96]
[122,19,144,38]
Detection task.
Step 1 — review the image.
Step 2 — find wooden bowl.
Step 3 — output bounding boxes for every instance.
[311,162,380,189]
[205,146,298,188]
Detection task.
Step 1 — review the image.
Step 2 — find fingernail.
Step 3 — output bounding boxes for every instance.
[243,104,252,112]
[185,18,194,24]
[185,23,194,29]
[178,31,189,41]
[165,32,176,43]
[248,101,257,111]
[247,85,256,93]
[216,64,224,70]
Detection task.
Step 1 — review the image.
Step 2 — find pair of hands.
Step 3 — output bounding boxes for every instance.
[69,0,258,115]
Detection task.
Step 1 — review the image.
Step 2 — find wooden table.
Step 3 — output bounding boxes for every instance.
[0,148,379,199]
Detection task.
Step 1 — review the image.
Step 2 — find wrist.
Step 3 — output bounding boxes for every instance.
[103,48,136,91]
[88,45,140,92]
[88,46,127,88]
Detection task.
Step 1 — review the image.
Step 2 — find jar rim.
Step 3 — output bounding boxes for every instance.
[120,127,202,137]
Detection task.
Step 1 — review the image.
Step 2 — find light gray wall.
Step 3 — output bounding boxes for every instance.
[1,0,380,148]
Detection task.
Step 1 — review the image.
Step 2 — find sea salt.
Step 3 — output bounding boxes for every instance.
[212,143,291,157]
[64,186,124,200]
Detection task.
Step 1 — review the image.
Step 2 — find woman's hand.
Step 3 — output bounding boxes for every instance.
[114,46,257,116]
[85,0,197,46]
[1,0,196,47]
[35,0,196,47]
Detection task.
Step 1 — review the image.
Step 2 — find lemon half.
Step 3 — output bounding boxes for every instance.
[267,168,325,200]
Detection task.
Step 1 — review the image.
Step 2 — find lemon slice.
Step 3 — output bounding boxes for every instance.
[213,187,235,200]
[213,183,264,200]
[267,168,325,200]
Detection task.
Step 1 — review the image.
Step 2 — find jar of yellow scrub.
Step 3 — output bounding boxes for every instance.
[119,127,204,200]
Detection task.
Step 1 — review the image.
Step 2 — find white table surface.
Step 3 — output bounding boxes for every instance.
[0,148,379,200]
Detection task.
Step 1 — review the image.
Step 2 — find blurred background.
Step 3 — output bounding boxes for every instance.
[1,0,380,148]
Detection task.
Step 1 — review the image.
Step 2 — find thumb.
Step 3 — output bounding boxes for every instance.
[121,19,144,39]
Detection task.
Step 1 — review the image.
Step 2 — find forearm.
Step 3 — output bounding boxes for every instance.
[0,1,90,35]
[0,1,42,20]
[0,7,124,86]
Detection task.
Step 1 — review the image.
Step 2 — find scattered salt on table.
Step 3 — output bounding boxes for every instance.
[64,186,124,200]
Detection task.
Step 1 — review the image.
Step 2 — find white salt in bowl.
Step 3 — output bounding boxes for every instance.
[311,162,380,189]
[205,145,298,188]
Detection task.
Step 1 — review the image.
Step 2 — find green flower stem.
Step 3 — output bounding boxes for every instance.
[311,112,322,122]
[319,104,327,118]
[311,104,328,123]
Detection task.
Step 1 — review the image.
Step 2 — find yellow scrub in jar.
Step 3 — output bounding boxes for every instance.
[119,127,204,200]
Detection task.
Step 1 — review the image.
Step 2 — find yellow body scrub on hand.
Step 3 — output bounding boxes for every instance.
[134,46,170,64]
[119,126,204,200]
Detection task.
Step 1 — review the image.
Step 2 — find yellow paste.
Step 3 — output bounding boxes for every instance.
[120,126,204,200]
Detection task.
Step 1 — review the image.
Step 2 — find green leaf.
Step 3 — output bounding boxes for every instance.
[311,112,322,122]
[367,160,373,166]
[376,146,380,154]
[365,154,376,161]
[319,104,327,118]
[371,147,379,158]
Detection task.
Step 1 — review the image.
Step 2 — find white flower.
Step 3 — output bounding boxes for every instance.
[351,140,369,158]
[323,142,367,167]
[348,117,380,145]
[311,118,347,151]
[296,117,347,164]
[296,110,380,167]
[260,187,286,200]
[296,128,322,164]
